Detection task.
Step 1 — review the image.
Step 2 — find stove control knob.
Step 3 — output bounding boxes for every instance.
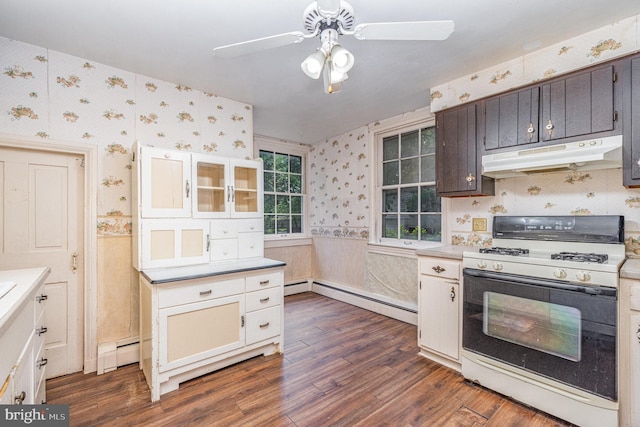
[553,269,567,279]
[576,271,591,282]
[492,262,503,271]
[477,261,487,269]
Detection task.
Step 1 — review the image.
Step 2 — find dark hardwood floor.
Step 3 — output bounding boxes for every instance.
[47,292,573,426]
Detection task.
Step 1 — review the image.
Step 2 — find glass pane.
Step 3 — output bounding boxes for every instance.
[264,194,275,214]
[259,151,274,171]
[275,172,288,193]
[290,155,302,174]
[400,214,419,240]
[383,161,399,186]
[400,187,419,212]
[290,174,302,193]
[264,215,276,235]
[291,196,302,214]
[484,292,581,362]
[277,216,290,233]
[382,189,397,213]
[382,214,398,238]
[264,171,275,192]
[276,195,290,214]
[275,153,289,172]
[420,154,436,183]
[400,158,419,184]
[421,214,442,241]
[291,215,302,233]
[421,127,436,154]
[383,135,399,161]
[400,130,419,158]
[420,186,441,212]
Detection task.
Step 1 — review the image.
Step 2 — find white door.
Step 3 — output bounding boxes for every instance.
[0,147,84,378]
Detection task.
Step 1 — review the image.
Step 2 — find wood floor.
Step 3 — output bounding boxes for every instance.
[47,292,573,426]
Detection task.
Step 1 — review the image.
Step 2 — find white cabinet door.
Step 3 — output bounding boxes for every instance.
[230,159,263,219]
[419,275,460,361]
[140,146,192,218]
[631,313,640,425]
[159,294,245,371]
[141,220,209,268]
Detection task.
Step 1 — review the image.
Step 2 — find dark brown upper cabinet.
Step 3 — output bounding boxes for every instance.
[436,103,494,197]
[540,65,615,142]
[484,87,540,151]
[622,54,640,187]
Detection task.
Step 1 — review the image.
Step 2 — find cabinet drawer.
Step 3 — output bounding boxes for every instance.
[246,306,281,345]
[419,257,460,280]
[238,218,263,233]
[209,238,238,261]
[245,271,282,292]
[246,287,281,312]
[238,232,264,259]
[158,277,244,308]
[210,220,238,239]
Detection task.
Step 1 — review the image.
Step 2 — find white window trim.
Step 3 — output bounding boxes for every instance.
[367,107,449,252]
[254,134,312,240]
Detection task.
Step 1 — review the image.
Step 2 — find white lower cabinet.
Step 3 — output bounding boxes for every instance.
[417,256,462,371]
[140,263,284,402]
[620,276,640,427]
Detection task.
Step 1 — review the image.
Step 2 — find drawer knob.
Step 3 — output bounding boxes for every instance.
[36,326,48,336]
[14,391,26,405]
[432,266,445,274]
[37,294,48,303]
[37,357,48,369]
[200,290,212,296]
[259,322,270,329]
[260,297,270,303]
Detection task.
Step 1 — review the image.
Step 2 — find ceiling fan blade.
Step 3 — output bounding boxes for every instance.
[317,0,341,18]
[213,31,306,58]
[353,20,454,41]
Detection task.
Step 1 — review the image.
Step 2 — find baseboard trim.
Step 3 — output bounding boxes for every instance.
[311,281,417,325]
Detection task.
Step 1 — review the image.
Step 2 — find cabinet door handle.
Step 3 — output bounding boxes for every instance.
[14,391,26,405]
[465,173,476,186]
[199,290,212,297]
[185,180,190,198]
[206,234,211,252]
[636,326,640,343]
[241,315,245,327]
[259,322,270,329]
[527,122,535,140]
[259,280,270,286]
[231,186,235,202]
[227,185,231,202]
[37,357,48,369]
[450,287,456,302]
[260,297,270,303]
[36,294,48,303]
[72,252,78,274]
[36,326,48,336]
[637,158,640,167]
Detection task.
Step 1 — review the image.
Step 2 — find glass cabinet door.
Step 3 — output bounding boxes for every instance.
[192,155,229,218]
[231,159,263,218]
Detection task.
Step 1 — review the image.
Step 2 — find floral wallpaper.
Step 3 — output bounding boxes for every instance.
[0,36,253,237]
[430,14,640,112]
[309,125,370,239]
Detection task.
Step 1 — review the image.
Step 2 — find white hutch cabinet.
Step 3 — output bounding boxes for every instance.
[132,143,284,402]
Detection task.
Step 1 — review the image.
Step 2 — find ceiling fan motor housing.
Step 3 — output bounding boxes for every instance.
[303,0,355,34]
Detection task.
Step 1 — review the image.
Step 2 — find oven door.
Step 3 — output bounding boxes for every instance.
[462,268,617,401]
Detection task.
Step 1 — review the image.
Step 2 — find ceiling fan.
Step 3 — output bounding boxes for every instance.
[212,0,454,94]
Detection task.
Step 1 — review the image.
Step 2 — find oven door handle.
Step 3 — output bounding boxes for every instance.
[462,268,617,297]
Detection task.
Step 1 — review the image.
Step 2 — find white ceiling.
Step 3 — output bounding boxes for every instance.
[2,0,640,144]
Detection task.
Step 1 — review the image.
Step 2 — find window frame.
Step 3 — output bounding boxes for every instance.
[369,108,448,251]
[254,135,311,241]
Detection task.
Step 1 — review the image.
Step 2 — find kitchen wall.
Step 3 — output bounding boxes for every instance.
[0,36,254,345]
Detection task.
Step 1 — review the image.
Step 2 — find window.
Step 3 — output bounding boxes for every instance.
[379,123,442,244]
[259,150,304,236]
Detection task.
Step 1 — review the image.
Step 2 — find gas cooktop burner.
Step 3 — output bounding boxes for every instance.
[550,252,608,263]
[479,247,529,256]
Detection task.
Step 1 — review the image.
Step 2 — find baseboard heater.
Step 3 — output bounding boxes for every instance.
[312,281,417,315]
[97,339,140,375]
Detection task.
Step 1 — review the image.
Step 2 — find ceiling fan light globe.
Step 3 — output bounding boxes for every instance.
[301,50,326,79]
[330,45,354,73]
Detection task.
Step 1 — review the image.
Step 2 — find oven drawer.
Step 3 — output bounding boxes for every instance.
[419,258,460,280]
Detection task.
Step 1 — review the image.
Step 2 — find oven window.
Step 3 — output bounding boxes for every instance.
[483,292,581,362]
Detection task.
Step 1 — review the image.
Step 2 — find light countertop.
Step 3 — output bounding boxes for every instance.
[140,257,286,284]
[415,245,467,260]
[0,267,50,338]
[621,258,640,280]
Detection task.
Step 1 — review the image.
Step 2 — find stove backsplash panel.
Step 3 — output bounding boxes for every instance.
[447,168,640,256]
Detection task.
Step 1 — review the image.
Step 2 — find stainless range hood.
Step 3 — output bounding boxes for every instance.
[481,135,623,179]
